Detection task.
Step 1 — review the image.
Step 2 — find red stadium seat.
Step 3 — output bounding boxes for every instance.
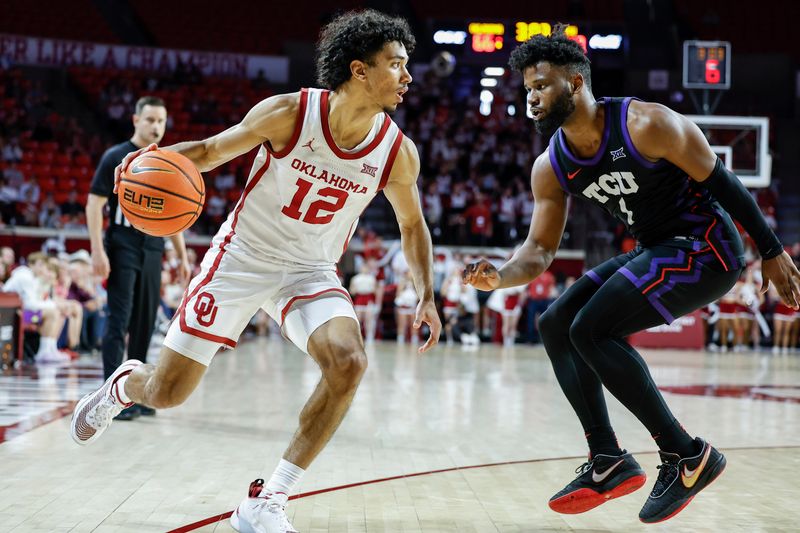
[32,164,52,179]
[39,178,57,192]
[52,166,71,180]
[35,152,54,164]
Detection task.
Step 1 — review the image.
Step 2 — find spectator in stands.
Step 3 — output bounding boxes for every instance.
[394,270,419,344]
[349,259,381,343]
[496,187,518,246]
[422,182,443,240]
[67,250,105,353]
[3,161,24,188]
[446,181,470,244]
[525,268,556,344]
[769,283,797,354]
[4,252,69,363]
[1,137,22,163]
[464,191,493,246]
[51,256,83,354]
[0,247,16,282]
[18,172,39,204]
[160,269,183,320]
[214,165,237,192]
[517,188,534,238]
[38,192,61,228]
[60,189,83,218]
[440,263,464,345]
[0,176,18,224]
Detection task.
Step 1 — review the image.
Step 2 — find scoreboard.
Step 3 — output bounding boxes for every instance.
[682,40,731,90]
[432,20,592,64]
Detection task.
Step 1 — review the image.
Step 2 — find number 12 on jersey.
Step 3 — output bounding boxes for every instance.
[281,178,348,224]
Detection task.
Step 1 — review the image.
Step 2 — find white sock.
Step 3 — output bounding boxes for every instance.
[262,459,304,497]
[114,373,132,404]
[37,337,57,354]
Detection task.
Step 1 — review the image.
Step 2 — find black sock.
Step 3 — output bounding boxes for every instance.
[652,419,696,457]
[586,426,623,457]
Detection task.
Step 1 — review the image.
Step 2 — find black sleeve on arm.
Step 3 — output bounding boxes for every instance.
[701,157,783,260]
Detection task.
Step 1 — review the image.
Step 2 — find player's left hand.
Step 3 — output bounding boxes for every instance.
[761,251,800,310]
[114,143,158,194]
[414,299,441,354]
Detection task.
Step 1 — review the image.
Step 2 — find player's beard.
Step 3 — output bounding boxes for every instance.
[533,87,575,137]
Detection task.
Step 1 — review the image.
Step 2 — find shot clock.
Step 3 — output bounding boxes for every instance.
[683,40,731,90]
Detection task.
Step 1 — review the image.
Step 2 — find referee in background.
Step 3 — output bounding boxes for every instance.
[86,96,190,420]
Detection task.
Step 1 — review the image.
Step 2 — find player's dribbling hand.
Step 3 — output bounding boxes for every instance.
[414,299,441,354]
[113,143,159,194]
[462,258,501,291]
[761,251,800,310]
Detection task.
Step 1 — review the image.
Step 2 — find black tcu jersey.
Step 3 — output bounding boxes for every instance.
[90,140,164,251]
[548,97,743,272]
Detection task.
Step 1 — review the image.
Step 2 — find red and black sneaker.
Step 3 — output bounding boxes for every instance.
[549,450,647,514]
[639,438,726,523]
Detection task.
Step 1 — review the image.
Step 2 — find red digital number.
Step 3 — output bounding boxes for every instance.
[472,34,496,53]
[281,178,347,225]
[704,59,721,84]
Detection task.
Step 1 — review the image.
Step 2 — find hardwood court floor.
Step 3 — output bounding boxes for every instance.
[1,338,799,532]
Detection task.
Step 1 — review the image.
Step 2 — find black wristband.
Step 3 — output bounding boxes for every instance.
[701,158,782,259]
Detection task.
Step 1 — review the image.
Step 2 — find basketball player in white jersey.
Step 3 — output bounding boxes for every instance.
[71,10,440,533]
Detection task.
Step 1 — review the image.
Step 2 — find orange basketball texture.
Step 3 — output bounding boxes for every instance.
[118,150,205,236]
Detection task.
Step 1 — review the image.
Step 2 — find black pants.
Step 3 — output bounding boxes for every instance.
[539,239,742,438]
[102,243,162,379]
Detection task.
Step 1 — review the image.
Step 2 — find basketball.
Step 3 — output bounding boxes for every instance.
[118,150,205,236]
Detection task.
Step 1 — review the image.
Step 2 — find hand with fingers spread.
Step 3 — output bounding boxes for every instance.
[113,143,159,194]
[414,299,441,353]
[761,251,800,310]
[462,258,501,291]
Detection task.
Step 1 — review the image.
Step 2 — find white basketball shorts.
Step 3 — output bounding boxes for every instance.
[164,240,357,366]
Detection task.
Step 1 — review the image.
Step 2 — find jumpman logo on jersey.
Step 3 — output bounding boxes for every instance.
[610,147,626,161]
[302,138,315,151]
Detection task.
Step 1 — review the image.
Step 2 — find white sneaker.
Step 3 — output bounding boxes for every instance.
[70,359,141,446]
[230,479,297,533]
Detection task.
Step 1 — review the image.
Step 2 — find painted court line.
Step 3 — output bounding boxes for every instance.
[166,444,800,532]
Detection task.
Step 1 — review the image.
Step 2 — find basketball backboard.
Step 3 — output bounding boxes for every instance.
[687,115,771,188]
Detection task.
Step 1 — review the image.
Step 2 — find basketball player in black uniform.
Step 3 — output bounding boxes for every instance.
[463,31,800,523]
[86,96,191,419]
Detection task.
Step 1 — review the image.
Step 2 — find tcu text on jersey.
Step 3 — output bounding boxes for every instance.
[582,171,639,224]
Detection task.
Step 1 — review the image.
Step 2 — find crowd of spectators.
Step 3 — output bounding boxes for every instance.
[0,63,790,254]
[0,62,798,357]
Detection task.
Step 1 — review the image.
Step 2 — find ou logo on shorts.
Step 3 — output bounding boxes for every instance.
[194,291,219,327]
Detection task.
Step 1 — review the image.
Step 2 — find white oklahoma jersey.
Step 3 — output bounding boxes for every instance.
[164,88,406,364]
[232,87,402,266]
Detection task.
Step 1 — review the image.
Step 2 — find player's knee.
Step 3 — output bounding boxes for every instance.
[568,311,596,354]
[148,376,192,409]
[539,304,569,343]
[322,347,368,392]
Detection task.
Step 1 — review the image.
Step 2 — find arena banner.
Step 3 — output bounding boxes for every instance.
[628,310,704,349]
[0,33,289,82]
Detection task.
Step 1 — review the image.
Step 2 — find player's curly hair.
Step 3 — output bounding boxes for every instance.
[508,25,591,89]
[316,9,416,91]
